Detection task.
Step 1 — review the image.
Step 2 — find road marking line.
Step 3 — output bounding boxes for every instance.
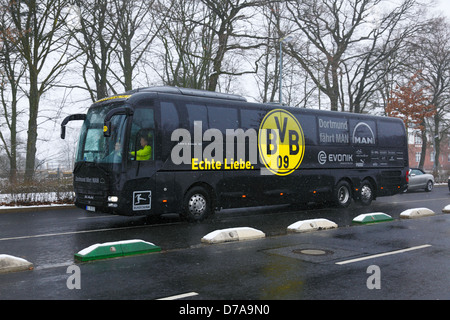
[387,197,448,204]
[0,227,144,241]
[157,292,199,300]
[0,222,182,242]
[335,244,432,265]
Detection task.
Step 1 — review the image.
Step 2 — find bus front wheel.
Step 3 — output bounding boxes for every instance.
[334,180,352,208]
[182,186,212,222]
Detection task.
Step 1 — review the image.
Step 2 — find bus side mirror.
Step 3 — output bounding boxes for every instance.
[61,114,86,139]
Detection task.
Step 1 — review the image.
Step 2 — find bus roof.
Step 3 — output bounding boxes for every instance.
[125,86,247,102]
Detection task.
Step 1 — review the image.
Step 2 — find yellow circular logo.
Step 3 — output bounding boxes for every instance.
[258,109,305,176]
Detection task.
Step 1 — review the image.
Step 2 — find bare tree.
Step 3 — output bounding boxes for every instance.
[254,1,283,103]
[110,0,162,92]
[202,0,268,92]
[155,0,213,89]
[256,1,317,107]
[283,0,422,112]
[0,0,24,183]
[6,0,76,182]
[156,0,267,92]
[0,37,24,183]
[344,0,420,113]
[410,18,450,175]
[70,0,119,101]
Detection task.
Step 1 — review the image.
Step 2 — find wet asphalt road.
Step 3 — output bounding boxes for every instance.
[0,186,449,302]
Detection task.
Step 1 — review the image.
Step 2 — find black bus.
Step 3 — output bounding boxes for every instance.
[61,86,409,221]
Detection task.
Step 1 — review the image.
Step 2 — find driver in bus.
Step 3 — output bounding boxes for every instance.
[131,134,152,161]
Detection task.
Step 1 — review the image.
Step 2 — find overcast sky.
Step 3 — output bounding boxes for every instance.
[436,0,450,16]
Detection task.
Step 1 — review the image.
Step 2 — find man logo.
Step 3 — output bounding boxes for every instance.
[352,122,375,145]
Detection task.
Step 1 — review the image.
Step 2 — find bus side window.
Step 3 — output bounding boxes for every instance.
[294,114,317,145]
[187,103,208,132]
[378,121,405,147]
[208,105,238,133]
[240,108,266,130]
[161,101,180,159]
[161,102,179,132]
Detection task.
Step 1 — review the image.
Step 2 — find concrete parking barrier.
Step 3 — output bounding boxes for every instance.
[201,227,265,244]
[74,239,161,262]
[287,218,338,233]
[0,254,33,273]
[352,212,393,224]
[400,208,435,219]
[442,205,450,213]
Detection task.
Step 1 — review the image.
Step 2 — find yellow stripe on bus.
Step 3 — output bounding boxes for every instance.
[95,95,131,104]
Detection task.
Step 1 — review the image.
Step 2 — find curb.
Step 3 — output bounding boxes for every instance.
[287,218,338,233]
[400,207,435,219]
[74,239,161,262]
[0,255,34,273]
[352,212,393,224]
[201,227,265,244]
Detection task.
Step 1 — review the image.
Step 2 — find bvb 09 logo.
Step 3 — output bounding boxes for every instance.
[258,109,305,176]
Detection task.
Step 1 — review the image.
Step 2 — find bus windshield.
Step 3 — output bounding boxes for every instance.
[76,103,127,164]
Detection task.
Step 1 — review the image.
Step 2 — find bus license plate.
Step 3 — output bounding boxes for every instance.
[86,206,95,212]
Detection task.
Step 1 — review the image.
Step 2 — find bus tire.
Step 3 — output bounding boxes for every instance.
[334,180,352,208]
[182,186,212,222]
[359,179,374,206]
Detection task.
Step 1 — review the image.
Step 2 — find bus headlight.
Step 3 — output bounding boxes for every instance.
[108,196,119,203]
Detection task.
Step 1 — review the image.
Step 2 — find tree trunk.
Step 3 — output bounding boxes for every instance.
[24,70,39,182]
[418,129,427,170]
[433,117,441,177]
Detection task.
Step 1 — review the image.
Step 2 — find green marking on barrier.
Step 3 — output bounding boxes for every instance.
[352,213,393,225]
[74,240,161,262]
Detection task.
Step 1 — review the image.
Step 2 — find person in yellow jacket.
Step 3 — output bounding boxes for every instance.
[131,136,152,161]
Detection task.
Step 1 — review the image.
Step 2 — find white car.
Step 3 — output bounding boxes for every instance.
[408,168,434,192]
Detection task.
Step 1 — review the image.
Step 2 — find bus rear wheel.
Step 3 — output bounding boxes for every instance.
[182,186,212,222]
[334,180,352,208]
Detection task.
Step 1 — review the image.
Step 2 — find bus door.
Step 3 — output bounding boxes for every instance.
[124,106,157,214]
